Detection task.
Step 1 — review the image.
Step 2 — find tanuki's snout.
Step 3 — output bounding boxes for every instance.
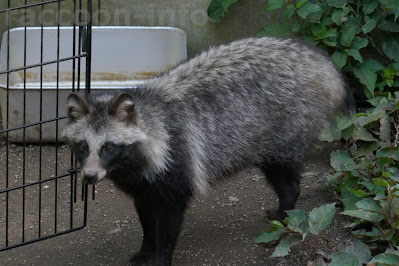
[83,173,98,184]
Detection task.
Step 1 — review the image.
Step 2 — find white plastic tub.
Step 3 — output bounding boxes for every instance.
[0,26,187,142]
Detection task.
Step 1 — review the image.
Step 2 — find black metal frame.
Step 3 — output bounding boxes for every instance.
[0,0,92,251]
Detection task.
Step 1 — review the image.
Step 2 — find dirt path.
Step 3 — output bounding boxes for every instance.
[0,144,354,265]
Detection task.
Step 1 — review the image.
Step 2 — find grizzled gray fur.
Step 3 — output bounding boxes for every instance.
[62,37,352,265]
[145,36,350,193]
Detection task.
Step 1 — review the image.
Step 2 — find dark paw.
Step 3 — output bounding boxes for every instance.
[127,252,155,266]
[266,208,286,221]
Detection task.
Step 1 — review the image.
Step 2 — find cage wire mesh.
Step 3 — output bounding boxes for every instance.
[0,0,92,251]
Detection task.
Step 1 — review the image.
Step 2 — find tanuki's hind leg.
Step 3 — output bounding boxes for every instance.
[261,162,301,221]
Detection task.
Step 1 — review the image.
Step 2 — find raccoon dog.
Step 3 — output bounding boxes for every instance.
[62,37,353,265]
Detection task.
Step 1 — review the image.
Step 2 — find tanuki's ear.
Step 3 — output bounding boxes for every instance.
[66,93,89,122]
[108,93,136,124]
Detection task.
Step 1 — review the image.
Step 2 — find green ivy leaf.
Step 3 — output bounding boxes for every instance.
[392,198,399,215]
[357,142,380,157]
[340,26,357,47]
[254,227,286,243]
[378,19,399,32]
[330,150,357,171]
[373,186,388,200]
[319,122,342,142]
[326,0,347,8]
[346,15,362,28]
[326,172,340,189]
[296,2,321,19]
[359,181,376,191]
[376,157,395,170]
[291,21,301,32]
[369,252,399,265]
[352,226,383,238]
[308,2,327,23]
[266,0,285,11]
[382,35,399,61]
[367,96,384,107]
[331,51,348,68]
[362,1,378,15]
[342,125,355,141]
[379,0,396,9]
[352,127,377,142]
[356,198,384,213]
[386,170,399,183]
[308,203,336,235]
[342,186,362,210]
[384,68,392,79]
[347,49,363,63]
[295,0,308,9]
[377,80,388,90]
[353,65,377,98]
[351,37,369,50]
[314,29,338,40]
[341,209,385,222]
[343,241,372,264]
[207,0,239,22]
[379,0,399,21]
[376,102,395,111]
[372,178,389,188]
[357,157,375,170]
[285,209,309,238]
[330,252,359,266]
[271,235,301,257]
[377,147,399,160]
[348,188,368,198]
[383,229,395,241]
[362,19,376,34]
[362,109,387,126]
[362,59,384,72]
[336,114,353,130]
[331,8,346,26]
[272,220,285,229]
[285,4,296,20]
[258,24,292,37]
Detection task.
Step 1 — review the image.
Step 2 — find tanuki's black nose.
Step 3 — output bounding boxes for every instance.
[84,173,98,184]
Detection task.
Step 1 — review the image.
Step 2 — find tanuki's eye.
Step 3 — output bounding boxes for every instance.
[104,143,113,152]
[80,142,88,151]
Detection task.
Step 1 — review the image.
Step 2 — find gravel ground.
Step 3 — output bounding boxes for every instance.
[0,141,355,266]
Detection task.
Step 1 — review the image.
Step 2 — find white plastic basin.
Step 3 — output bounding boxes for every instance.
[0,26,187,142]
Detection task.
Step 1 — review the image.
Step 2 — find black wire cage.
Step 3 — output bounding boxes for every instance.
[0,0,92,251]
